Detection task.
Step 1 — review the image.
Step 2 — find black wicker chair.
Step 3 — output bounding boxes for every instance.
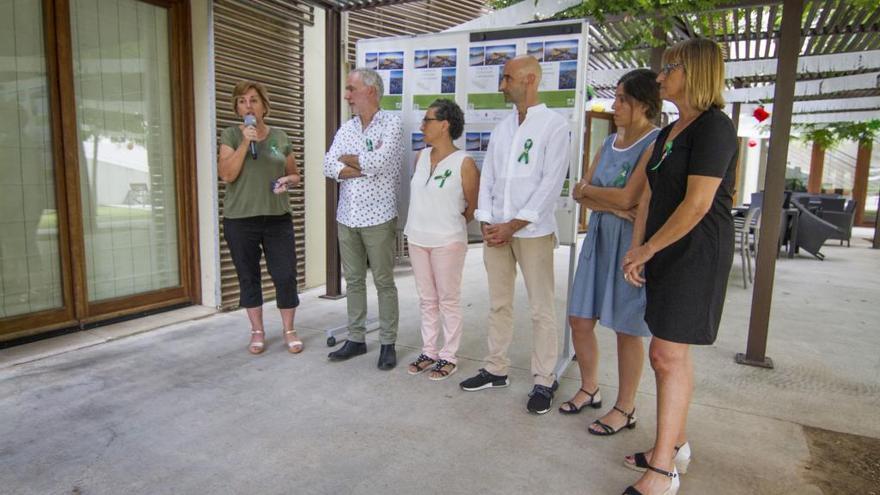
[792,202,844,260]
[821,199,857,247]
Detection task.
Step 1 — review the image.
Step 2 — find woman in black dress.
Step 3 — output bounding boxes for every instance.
[621,38,738,495]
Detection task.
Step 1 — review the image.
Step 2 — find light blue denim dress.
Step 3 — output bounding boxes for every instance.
[568,130,659,336]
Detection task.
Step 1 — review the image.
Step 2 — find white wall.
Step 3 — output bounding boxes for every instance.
[191,0,221,308]
[304,8,327,288]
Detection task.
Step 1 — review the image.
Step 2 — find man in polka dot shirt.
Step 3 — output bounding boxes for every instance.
[323,68,404,370]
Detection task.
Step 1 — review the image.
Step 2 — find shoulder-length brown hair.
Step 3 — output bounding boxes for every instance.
[231,80,271,118]
[663,38,726,111]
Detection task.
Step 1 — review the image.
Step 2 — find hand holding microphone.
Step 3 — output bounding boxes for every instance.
[243,114,258,159]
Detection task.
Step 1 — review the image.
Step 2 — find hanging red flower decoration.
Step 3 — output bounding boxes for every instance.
[753,105,770,123]
[748,138,758,148]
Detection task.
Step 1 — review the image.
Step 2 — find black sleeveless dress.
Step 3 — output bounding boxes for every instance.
[644,107,738,345]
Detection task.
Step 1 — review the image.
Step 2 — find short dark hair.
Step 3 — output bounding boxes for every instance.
[428,98,465,140]
[618,69,661,120]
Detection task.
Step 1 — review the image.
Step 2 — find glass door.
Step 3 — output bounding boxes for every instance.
[70,0,181,303]
[0,0,73,334]
[0,0,197,342]
[578,111,615,232]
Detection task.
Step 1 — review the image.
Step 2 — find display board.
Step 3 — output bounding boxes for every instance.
[357,21,587,246]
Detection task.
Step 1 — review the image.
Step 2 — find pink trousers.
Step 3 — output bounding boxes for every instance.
[409,242,468,363]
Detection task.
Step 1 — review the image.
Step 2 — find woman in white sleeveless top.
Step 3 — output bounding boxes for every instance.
[404,99,479,380]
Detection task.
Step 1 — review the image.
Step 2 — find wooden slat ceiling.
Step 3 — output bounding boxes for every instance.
[345,0,490,66]
[584,0,880,110]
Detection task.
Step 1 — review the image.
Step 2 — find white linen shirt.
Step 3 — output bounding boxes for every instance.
[475,103,571,238]
[323,110,404,228]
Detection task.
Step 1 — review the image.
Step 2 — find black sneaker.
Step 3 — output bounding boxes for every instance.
[459,368,510,391]
[526,382,558,414]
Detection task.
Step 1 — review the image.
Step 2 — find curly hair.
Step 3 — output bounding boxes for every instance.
[428,98,465,140]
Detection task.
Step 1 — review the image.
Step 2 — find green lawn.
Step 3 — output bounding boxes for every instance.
[38,205,152,230]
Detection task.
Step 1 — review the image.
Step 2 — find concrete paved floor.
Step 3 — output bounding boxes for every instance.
[2,229,878,494]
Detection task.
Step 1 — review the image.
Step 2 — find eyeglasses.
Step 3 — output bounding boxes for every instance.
[422,117,440,124]
[660,63,684,75]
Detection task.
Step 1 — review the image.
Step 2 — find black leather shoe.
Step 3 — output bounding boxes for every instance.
[377,344,397,370]
[327,340,367,361]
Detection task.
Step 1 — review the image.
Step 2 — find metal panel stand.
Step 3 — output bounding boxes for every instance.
[324,317,380,347]
[554,243,579,380]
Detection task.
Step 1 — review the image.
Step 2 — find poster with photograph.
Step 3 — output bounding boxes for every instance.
[412,48,459,112]
[464,130,492,170]
[365,50,405,111]
[466,43,517,124]
[524,38,580,119]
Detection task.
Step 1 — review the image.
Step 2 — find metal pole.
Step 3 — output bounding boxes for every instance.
[737,0,805,369]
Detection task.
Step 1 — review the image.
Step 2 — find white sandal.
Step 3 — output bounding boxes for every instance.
[624,442,691,474]
[248,329,265,355]
[284,329,303,354]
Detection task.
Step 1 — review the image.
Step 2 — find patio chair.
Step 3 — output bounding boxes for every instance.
[734,206,761,288]
[792,202,844,260]
[821,199,857,247]
[819,197,846,212]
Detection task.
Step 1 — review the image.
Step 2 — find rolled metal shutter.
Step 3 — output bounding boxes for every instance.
[214,0,314,309]
[345,1,489,65]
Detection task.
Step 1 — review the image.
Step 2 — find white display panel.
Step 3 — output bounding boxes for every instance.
[357,21,588,246]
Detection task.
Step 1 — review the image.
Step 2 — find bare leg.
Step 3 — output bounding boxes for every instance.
[246,306,265,354]
[631,337,692,494]
[246,306,264,331]
[560,316,600,411]
[589,333,645,432]
[280,307,302,353]
[280,307,296,332]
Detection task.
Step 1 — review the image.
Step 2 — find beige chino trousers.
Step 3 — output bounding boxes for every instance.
[483,234,558,387]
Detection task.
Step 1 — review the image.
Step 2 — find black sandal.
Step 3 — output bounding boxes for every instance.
[589,405,636,436]
[407,354,436,375]
[428,359,457,381]
[558,387,601,414]
[621,464,678,495]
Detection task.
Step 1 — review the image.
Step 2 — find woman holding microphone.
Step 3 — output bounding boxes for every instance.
[218,80,303,355]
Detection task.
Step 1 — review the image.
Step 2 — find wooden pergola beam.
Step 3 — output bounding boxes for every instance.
[853,139,873,226]
[807,141,825,193]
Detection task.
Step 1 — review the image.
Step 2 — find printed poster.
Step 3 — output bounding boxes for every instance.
[464,130,492,171]
[412,48,458,112]
[466,44,516,124]
[365,50,405,111]
[526,38,579,119]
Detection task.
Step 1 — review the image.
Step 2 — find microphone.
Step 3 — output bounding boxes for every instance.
[243,114,258,160]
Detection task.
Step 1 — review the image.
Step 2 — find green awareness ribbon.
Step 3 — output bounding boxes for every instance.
[366,138,374,151]
[433,169,452,188]
[650,140,674,171]
[517,138,533,164]
[611,163,632,187]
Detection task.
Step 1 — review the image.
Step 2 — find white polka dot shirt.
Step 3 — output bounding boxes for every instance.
[323,110,403,228]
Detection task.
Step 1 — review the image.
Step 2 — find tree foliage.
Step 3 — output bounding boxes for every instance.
[797,120,880,150]
[487,0,880,51]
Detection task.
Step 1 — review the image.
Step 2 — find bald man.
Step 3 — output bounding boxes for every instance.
[459,55,572,414]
